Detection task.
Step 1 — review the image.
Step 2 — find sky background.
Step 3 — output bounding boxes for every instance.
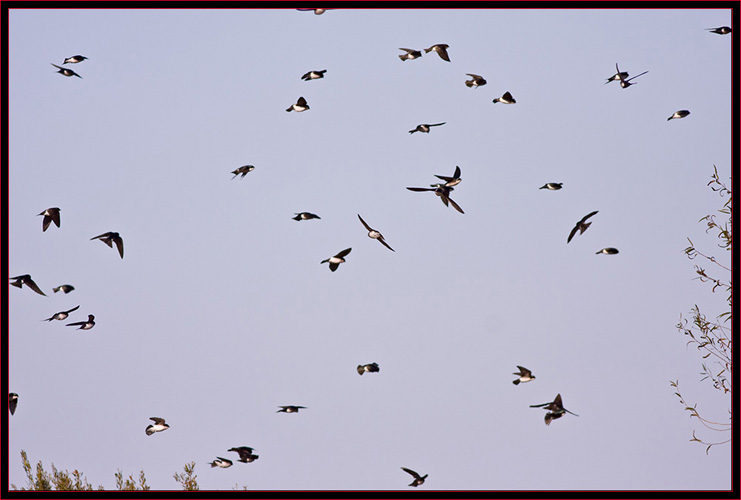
[5,6,734,492]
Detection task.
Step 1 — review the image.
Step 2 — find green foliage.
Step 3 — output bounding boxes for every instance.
[11,450,99,491]
[673,165,732,453]
[173,461,200,491]
[115,469,150,490]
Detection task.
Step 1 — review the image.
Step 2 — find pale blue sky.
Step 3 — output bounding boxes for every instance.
[6,7,733,491]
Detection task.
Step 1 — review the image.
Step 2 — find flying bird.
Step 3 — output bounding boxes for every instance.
[91,232,124,258]
[667,110,690,121]
[401,467,428,487]
[296,8,330,14]
[209,457,233,468]
[567,211,599,243]
[293,212,321,221]
[406,186,464,214]
[302,69,327,81]
[424,43,450,61]
[707,26,732,34]
[539,182,563,190]
[358,215,394,252]
[231,165,255,179]
[357,362,380,375]
[43,305,80,322]
[145,417,169,435]
[53,284,75,294]
[492,91,516,104]
[277,405,306,413]
[398,48,423,61]
[286,96,310,112]
[10,274,46,296]
[596,247,619,255]
[51,63,81,78]
[66,314,95,330]
[63,55,88,64]
[615,63,648,88]
[530,393,579,425]
[38,207,61,232]
[432,165,462,187]
[409,122,446,134]
[9,393,18,415]
[605,68,629,84]
[321,248,352,272]
[465,73,487,88]
[228,446,259,463]
[512,366,536,385]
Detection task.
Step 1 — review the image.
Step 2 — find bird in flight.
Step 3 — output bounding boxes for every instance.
[9,393,18,415]
[63,55,88,64]
[425,43,450,62]
[357,362,380,375]
[10,274,46,296]
[706,26,732,34]
[43,305,80,322]
[38,207,61,232]
[492,91,516,104]
[228,446,259,463]
[145,417,169,435]
[277,405,307,413]
[209,457,233,468]
[66,314,95,330]
[358,215,394,252]
[302,69,327,81]
[286,96,310,112]
[540,182,563,190]
[398,48,423,61]
[530,393,579,425]
[464,73,487,88]
[667,110,690,121]
[321,248,352,272]
[296,8,331,15]
[596,247,619,255]
[53,284,75,294]
[409,122,446,134]
[512,366,536,385]
[431,165,462,187]
[231,165,255,179]
[567,211,599,243]
[91,232,124,258]
[293,212,321,221]
[51,63,81,78]
[406,185,464,214]
[401,467,428,487]
[615,63,647,88]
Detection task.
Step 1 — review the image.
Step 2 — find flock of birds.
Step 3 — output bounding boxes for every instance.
[9,9,733,489]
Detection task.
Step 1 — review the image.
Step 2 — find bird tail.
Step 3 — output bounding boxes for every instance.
[424,47,432,53]
[398,55,407,61]
[10,281,22,288]
[513,379,520,385]
[53,286,61,293]
[465,81,473,87]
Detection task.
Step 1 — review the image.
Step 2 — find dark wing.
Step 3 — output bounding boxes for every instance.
[553,394,563,409]
[65,305,81,314]
[51,63,64,70]
[357,214,373,232]
[437,46,451,61]
[447,196,465,214]
[24,277,47,296]
[529,402,550,408]
[297,96,307,106]
[429,122,446,127]
[406,187,435,192]
[113,235,124,258]
[378,238,395,252]
[581,211,599,223]
[516,366,531,376]
[50,209,60,228]
[567,224,580,243]
[329,262,339,272]
[335,248,352,258]
[627,70,648,82]
[91,232,109,242]
[66,321,84,327]
[401,467,420,479]
[452,165,461,179]
[42,215,52,232]
[503,91,515,102]
[150,417,166,425]
[9,394,18,415]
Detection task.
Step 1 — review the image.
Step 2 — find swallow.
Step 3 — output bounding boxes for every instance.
[51,63,81,78]
[605,68,629,84]
[231,165,255,179]
[297,8,330,14]
[286,96,309,112]
[321,248,351,272]
[512,366,535,385]
[707,26,732,34]
[530,393,578,425]
[9,393,18,415]
[53,284,75,294]
[302,69,327,81]
[406,186,464,214]
[667,110,690,121]
[596,247,619,255]
[358,215,394,252]
[615,63,648,88]
[277,405,306,413]
[63,55,88,64]
[398,48,423,61]
[293,212,321,221]
[209,457,233,468]
[401,467,428,487]
[567,211,599,243]
[91,232,124,258]
[432,165,462,187]
[228,447,259,463]
[409,122,446,134]
[492,91,516,104]
[66,314,95,330]
[43,305,80,322]
[145,417,169,435]
[539,183,563,190]
[357,362,380,375]
[10,274,47,296]
[38,207,61,232]
[424,43,450,62]
[465,73,487,88]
